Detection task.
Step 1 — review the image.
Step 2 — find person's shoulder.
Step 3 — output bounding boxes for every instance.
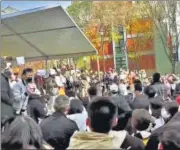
[150,125,165,137]
[12,80,23,88]
[124,133,145,150]
[67,117,78,126]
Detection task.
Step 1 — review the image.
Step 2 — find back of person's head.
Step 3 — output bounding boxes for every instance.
[111,96,132,131]
[68,99,83,115]
[150,96,164,118]
[22,68,33,76]
[134,79,142,84]
[53,95,70,113]
[66,90,76,98]
[144,86,156,98]
[132,109,155,131]
[153,72,161,83]
[2,116,43,150]
[87,97,117,133]
[134,83,142,92]
[88,86,97,97]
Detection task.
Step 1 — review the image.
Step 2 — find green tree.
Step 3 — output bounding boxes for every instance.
[67,1,92,28]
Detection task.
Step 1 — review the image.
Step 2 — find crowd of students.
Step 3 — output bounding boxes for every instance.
[1,57,180,150]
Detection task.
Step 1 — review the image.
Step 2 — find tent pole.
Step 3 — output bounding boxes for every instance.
[96,55,100,81]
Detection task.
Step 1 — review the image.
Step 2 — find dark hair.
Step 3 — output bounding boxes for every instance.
[134,79,142,84]
[134,118,151,131]
[22,68,33,76]
[68,99,83,115]
[88,86,97,96]
[134,83,142,92]
[66,90,76,98]
[144,86,156,98]
[164,101,179,118]
[152,72,161,84]
[88,97,117,133]
[2,116,43,150]
[111,96,132,131]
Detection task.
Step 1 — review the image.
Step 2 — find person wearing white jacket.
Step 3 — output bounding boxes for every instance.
[67,99,87,131]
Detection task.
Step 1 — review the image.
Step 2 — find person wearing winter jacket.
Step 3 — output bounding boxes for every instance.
[151,73,165,99]
[67,99,87,131]
[1,61,15,124]
[27,83,47,124]
[68,97,145,150]
[12,68,34,115]
[132,83,149,110]
[40,95,78,150]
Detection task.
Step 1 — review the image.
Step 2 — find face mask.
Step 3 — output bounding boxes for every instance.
[26,77,33,83]
[161,108,170,119]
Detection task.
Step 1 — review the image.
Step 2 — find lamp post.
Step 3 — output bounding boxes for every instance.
[99,23,105,73]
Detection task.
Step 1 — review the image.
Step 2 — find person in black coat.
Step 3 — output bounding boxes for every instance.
[1,67,15,125]
[110,95,145,150]
[27,90,47,124]
[145,112,180,150]
[40,95,78,150]
[132,83,149,110]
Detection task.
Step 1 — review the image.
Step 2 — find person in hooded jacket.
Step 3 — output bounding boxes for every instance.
[27,83,47,124]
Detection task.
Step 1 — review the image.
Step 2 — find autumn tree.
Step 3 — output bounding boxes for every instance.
[136,1,180,72]
[67,2,131,69]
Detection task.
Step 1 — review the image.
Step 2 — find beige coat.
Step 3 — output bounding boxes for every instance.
[68,130,127,149]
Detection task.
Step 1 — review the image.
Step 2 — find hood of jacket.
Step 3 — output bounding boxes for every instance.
[68,130,126,149]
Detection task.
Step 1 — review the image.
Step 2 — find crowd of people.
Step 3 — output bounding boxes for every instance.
[1,57,180,150]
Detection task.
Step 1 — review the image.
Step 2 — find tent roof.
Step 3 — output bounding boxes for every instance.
[1,5,98,61]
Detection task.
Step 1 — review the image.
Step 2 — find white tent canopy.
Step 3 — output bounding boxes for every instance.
[1,5,98,62]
